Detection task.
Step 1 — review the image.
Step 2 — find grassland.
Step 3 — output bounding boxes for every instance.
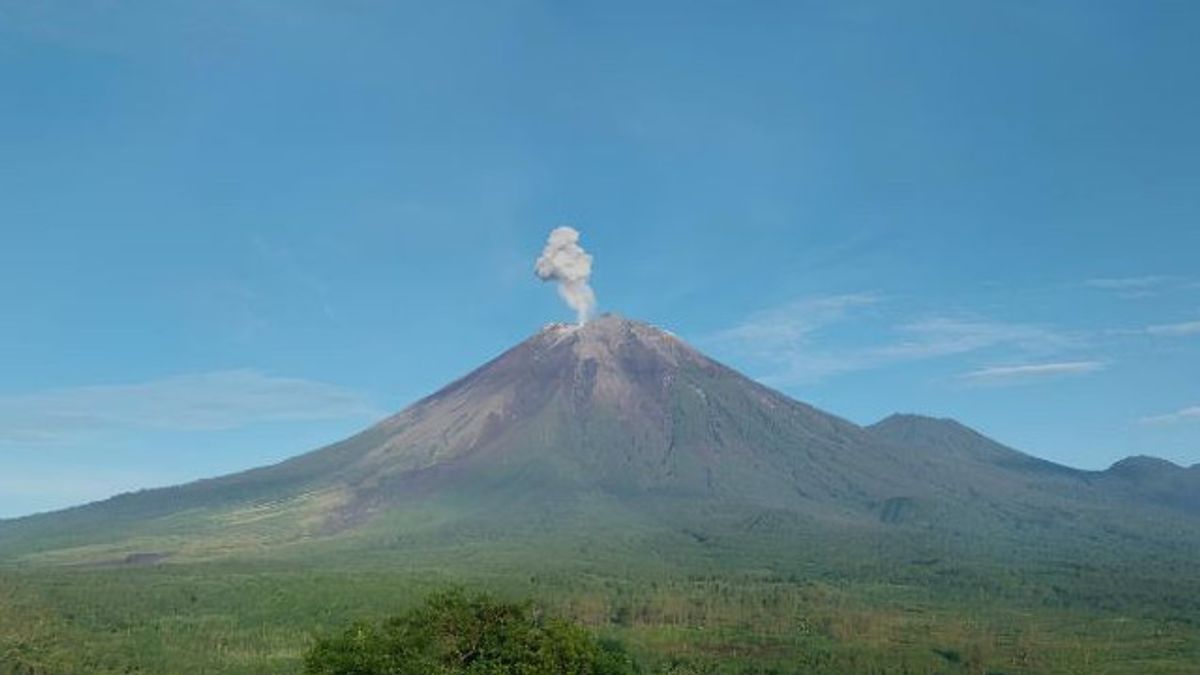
[2,542,1198,674]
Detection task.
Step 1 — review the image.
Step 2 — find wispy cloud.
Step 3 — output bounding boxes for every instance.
[709,293,880,354]
[1084,275,1192,299]
[1085,276,1174,291]
[0,370,378,445]
[708,295,1080,385]
[1144,320,1200,337]
[877,318,1075,361]
[1139,406,1200,425]
[707,294,881,383]
[960,361,1106,385]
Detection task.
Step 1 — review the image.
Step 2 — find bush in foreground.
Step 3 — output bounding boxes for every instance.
[304,588,641,674]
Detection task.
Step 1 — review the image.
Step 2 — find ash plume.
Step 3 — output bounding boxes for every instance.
[535,226,597,324]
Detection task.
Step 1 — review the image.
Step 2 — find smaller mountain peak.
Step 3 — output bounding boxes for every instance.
[871,413,962,432]
[878,413,943,424]
[867,412,1038,465]
[1107,455,1183,476]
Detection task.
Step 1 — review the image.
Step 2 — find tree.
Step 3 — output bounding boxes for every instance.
[304,588,641,675]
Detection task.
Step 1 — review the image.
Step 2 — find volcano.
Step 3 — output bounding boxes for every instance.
[2,315,1197,569]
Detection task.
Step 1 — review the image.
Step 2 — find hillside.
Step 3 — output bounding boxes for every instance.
[1,315,1197,570]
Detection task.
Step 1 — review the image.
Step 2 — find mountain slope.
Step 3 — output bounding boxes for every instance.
[868,413,1070,470]
[1100,455,1200,514]
[869,414,1200,515]
[1,315,1196,569]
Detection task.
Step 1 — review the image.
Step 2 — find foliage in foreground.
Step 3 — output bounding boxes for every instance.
[3,559,1199,674]
[304,588,643,675]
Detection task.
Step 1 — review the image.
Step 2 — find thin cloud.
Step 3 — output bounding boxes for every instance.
[708,296,1080,385]
[1084,275,1193,299]
[0,370,379,445]
[1144,320,1200,337]
[879,318,1076,361]
[1140,406,1200,425]
[960,361,1106,385]
[709,293,880,351]
[1085,276,1174,291]
[706,294,882,382]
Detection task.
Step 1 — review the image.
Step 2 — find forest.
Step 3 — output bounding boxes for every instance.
[2,548,1197,674]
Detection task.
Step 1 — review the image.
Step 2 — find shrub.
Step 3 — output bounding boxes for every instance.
[304,588,641,675]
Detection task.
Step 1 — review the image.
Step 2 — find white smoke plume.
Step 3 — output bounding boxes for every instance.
[535,226,597,325]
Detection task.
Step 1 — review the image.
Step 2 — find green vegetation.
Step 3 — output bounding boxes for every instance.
[2,549,1198,674]
[304,588,639,674]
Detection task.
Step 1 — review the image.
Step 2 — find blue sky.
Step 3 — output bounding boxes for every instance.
[1,1,1198,518]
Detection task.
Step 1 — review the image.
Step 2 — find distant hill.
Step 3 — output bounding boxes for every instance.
[2,315,1196,570]
[1099,455,1200,514]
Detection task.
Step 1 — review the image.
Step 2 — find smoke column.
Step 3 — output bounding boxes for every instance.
[535,226,597,325]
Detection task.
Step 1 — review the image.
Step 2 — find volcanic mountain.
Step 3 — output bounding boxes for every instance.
[2,315,1197,569]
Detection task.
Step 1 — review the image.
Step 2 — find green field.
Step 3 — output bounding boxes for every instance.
[3,545,1198,674]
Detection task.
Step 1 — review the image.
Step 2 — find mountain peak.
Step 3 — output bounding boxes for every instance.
[867,413,1033,465]
[530,314,696,367]
[1107,455,1184,476]
[538,313,674,340]
[873,413,960,429]
[1103,455,1200,513]
[6,313,1200,567]
[869,413,979,444]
